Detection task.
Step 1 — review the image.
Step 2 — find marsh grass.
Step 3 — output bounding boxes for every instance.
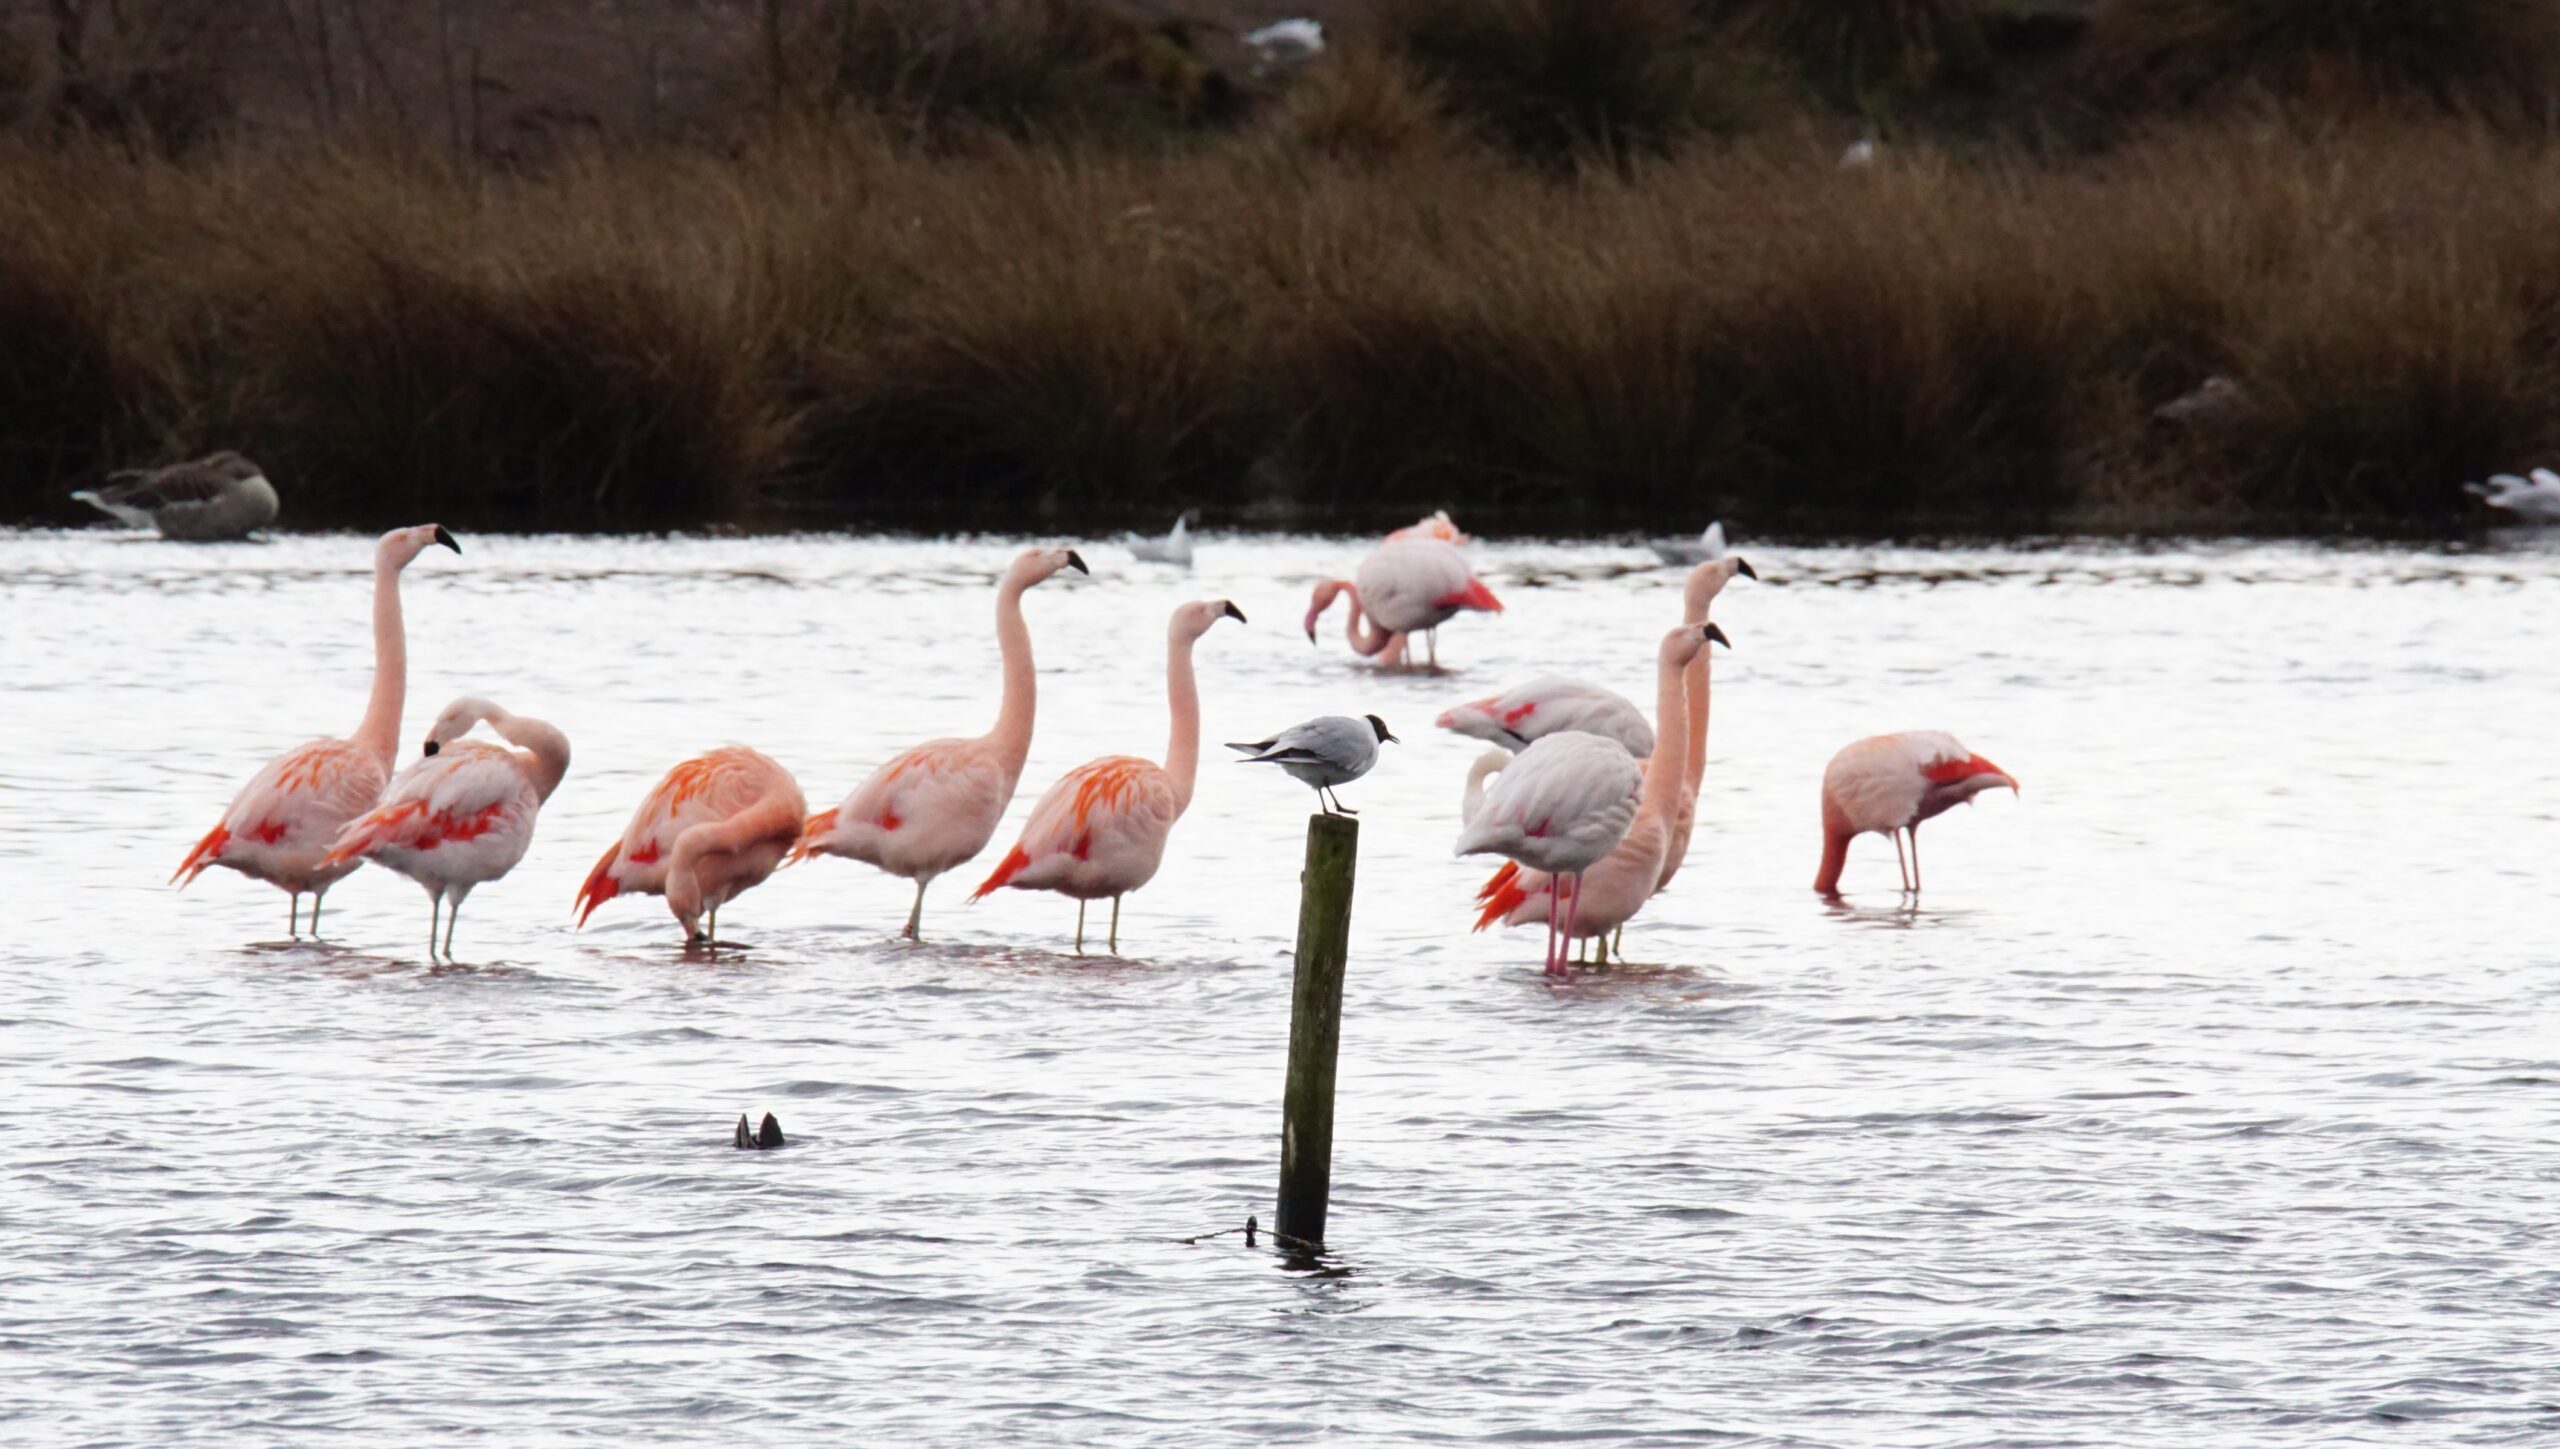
[7,120,2560,533]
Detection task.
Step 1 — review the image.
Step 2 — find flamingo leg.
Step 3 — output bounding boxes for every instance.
[428,896,442,960]
[1559,875,1583,978]
[1427,628,1440,669]
[1908,825,1923,895]
[310,891,324,935]
[1075,899,1087,955]
[1541,883,1559,976]
[1611,924,1624,962]
[1594,929,1610,969]
[904,880,926,940]
[1893,830,1912,893]
[707,903,719,945]
[288,892,301,937]
[443,892,462,958]
[1109,895,1122,955]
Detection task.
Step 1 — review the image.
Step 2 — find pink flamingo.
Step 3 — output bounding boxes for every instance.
[791,547,1086,939]
[172,524,461,934]
[1437,677,1655,758]
[1456,727,1645,979]
[1656,553,1756,894]
[970,598,1245,953]
[1470,625,1725,966]
[1386,509,1471,546]
[1814,733,2018,898]
[323,696,570,959]
[576,747,806,945]
[1305,537,1501,671]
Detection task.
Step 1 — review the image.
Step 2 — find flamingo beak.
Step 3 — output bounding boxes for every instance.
[1221,601,1247,623]
[1064,549,1089,575]
[1704,622,1731,649]
[423,740,440,757]
[433,526,461,554]
[1734,556,1757,580]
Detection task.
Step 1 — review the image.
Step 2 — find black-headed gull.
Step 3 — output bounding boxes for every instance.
[1227,713,1397,815]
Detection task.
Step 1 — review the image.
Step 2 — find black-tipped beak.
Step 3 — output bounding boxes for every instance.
[1221,600,1247,624]
[1735,556,1757,580]
[1704,622,1731,649]
[433,526,461,554]
[423,740,441,757]
[1064,549,1089,575]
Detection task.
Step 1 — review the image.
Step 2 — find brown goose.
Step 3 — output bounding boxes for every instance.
[73,451,280,540]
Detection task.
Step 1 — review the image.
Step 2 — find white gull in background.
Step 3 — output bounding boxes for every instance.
[2465,468,2560,522]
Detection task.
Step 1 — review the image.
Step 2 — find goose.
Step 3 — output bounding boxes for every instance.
[74,450,280,541]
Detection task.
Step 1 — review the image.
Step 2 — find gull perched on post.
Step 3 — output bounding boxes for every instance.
[1228,714,1396,815]
[2465,468,2560,521]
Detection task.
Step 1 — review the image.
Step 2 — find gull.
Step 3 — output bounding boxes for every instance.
[1227,714,1397,815]
[1648,520,1730,567]
[2465,468,2560,522]
[1126,512,1195,566]
[1243,18,1323,76]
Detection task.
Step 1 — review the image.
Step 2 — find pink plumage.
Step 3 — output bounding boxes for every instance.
[576,745,805,945]
[1814,731,2018,897]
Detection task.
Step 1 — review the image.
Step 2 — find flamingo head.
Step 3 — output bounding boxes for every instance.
[1172,597,1247,642]
[1924,752,2019,800]
[1684,554,1755,614]
[378,523,462,568]
[420,695,503,757]
[1304,579,1352,642]
[1659,621,1729,670]
[1011,546,1090,589]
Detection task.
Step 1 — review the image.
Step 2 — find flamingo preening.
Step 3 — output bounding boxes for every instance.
[1455,725,1645,979]
[172,524,461,934]
[1305,537,1501,671]
[970,599,1245,953]
[1470,624,1726,967]
[324,697,570,959]
[576,747,807,945]
[791,547,1087,939]
[1437,677,1655,758]
[1814,732,2017,898]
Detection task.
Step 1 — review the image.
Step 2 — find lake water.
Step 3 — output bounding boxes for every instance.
[2,528,2555,1446]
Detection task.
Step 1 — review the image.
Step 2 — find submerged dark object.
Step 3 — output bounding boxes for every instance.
[733,1112,785,1150]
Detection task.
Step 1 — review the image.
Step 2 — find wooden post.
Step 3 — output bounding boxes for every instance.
[1276,811,1356,1250]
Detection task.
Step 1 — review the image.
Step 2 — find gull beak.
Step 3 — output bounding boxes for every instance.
[433,526,462,554]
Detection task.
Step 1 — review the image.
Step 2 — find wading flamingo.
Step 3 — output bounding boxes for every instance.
[576,747,806,946]
[792,547,1087,939]
[1814,732,2017,898]
[1456,729,1644,979]
[1657,553,1755,895]
[1305,537,1501,671]
[172,524,461,934]
[323,697,569,960]
[1472,625,1726,967]
[971,598,1245,953]
[1437,677,1655,758]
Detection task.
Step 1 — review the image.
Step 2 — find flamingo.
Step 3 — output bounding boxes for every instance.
[1305,537,1501,671]
[970,598,1245,953]
[1437,677,1654,758]
[1385,509,1471,546]
[576,747,806,946]
[323,697,570,959]
[1470,625,1726,967]
[1657,553,1756,894]
[1814,733,2018,898]
[791,547,1087,939]
[172,524,461,934]
[1456,729,1644,979]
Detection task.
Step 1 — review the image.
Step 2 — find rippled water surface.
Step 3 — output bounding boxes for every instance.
[4,528,2557,1445]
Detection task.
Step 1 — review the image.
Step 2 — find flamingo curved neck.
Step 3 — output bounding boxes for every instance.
[1164,627,1203,816]
[353,556,407,768]
[487,709,572,801]
[988,572,1037,782]
[1341,586,1395,656]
